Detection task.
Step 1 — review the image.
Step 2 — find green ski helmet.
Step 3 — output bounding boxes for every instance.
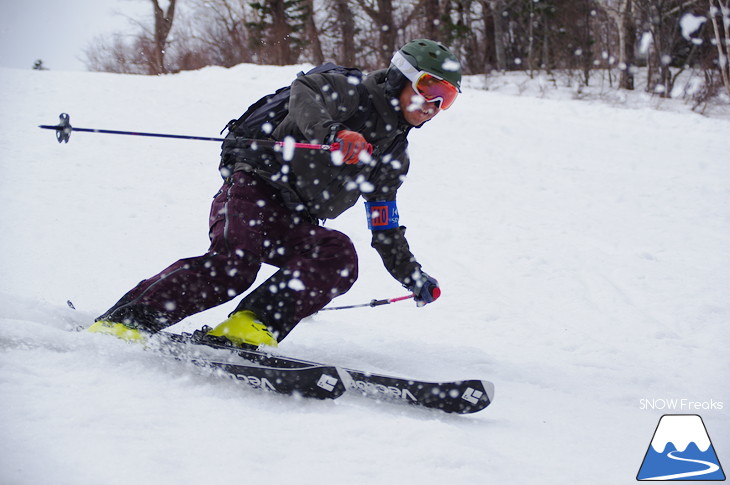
[393,39,462,92]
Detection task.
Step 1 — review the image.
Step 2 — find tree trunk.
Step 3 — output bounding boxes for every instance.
[620,0,636,89]
[424,0,442,40]
[490,0,508,71]
[377,0,397,65]
[334,0,357,65]
[709,0,730,97]
[150,0,177,74]
[269,0,292,65]
[304,0,324,64]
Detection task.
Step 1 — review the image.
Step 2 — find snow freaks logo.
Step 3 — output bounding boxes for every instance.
[637,414,726,481]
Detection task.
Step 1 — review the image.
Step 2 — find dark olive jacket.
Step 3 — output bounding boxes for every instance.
[224,68,425,287]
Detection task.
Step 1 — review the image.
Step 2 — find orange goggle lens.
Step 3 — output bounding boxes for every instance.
[413,73,459,110]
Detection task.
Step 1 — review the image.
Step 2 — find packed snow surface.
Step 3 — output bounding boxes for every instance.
[1,64,728,485]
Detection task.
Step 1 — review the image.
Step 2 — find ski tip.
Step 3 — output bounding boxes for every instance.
[483,380,495,405]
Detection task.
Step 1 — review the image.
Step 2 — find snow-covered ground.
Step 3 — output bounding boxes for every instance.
[0,64,728,485]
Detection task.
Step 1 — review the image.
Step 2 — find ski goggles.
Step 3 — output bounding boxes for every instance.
[391,51,460,110]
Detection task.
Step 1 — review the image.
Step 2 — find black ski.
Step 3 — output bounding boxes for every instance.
[69,305,345,401]
[343,370,494,414]
[193,359,345,400]
[161,330,495,414]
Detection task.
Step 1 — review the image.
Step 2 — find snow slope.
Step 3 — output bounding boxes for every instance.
[1,64,728,485]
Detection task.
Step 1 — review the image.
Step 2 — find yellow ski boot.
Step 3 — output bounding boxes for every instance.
[206,310,278,348]
[87,320,147,344]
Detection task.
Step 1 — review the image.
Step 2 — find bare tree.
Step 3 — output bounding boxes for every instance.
[708,0,730,96]
[249,0,309,65]
[186,0,257,66]
[617,0,638,89]
[633,0,699,96]
[424,0,444,40]
[488,0,510,71]
[150,0,178,73]
[84,33,147,74]
[79,0,729,109]
[303,0,325,64]
[83,0,178,74]
[355,0,398,65]
[332,0,358,65]
[270,0,295,63]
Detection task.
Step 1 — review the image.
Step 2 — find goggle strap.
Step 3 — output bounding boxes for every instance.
[391,51,423,84]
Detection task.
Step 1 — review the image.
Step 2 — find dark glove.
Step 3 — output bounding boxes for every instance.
[409,272,441,307]
[334,130,373,164]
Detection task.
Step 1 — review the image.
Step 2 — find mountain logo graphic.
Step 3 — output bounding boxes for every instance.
[637,414,725,481]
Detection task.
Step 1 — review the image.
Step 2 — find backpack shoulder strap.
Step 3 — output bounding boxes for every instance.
[304,64,370,132]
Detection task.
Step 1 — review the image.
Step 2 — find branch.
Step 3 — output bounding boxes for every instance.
[709,0,730,96]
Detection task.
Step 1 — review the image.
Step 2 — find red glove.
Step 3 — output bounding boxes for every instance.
[334,130,373,164]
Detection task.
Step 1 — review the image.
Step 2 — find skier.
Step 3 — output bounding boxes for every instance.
[89,39,462,348]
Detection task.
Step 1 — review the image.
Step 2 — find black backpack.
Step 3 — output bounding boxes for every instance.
[219,63,370,177]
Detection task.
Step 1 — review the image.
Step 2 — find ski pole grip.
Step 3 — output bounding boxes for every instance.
[55,113,72,143]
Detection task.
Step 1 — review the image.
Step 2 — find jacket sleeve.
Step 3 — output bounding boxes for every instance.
[366,144,424,287]
[285,73,366,144]
[370,226,423,288]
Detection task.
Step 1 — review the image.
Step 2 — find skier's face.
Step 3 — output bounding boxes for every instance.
[399,84,440,126]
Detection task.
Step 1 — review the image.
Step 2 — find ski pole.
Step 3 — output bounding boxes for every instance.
[38,113,338,151]
[320,294,414,311]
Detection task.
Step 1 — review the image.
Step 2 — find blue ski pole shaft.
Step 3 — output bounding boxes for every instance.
[38,124,226,142]
[39,113,336,150]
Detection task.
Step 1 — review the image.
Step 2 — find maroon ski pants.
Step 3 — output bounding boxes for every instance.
[97,171,358,341]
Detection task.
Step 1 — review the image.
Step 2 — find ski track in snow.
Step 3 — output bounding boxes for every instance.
[1,64,729,485]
